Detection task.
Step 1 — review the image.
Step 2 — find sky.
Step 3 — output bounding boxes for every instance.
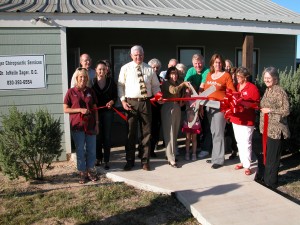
[272,0,300,58]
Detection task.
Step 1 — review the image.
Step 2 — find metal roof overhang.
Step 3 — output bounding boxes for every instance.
[0,12,300,35]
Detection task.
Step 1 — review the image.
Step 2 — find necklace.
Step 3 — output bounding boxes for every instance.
[212,71,224,80]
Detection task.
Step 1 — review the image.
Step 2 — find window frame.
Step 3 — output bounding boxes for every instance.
[111,45,132,84]
[177,46,205,70]
[235,48,259,79]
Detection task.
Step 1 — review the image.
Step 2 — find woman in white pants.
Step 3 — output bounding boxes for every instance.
[229,67,260,175]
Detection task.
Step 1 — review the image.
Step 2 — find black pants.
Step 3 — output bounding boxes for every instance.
[253,152,264,182]
[264,136,282,188]
[96,110,113,163]
[225,122,238,153]
[126,99,152,164]
[150,103,161,153]
[199,108,212,153]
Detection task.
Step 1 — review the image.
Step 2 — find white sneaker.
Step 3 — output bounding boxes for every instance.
[185,153,190,161]
[192,154,197,161]
[198,151,209,158]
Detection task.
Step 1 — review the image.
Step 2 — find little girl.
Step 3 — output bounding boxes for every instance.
[182,88,201,161]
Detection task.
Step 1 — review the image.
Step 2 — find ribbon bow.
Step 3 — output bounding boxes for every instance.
[220,89,260,120]
[220,89,244,119]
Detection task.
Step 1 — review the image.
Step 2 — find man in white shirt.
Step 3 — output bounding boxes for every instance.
[118,45,161,171]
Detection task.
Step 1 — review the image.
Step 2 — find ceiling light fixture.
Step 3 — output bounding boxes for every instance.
[30,16,51,25]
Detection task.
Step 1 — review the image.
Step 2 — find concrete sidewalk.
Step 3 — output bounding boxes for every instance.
[98,144,300,225]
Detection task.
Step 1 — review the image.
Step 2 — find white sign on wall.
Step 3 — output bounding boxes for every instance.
[0,55,46,90]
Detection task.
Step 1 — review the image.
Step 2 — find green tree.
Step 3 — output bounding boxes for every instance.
[0,107,63,180]
[279,67,300,152]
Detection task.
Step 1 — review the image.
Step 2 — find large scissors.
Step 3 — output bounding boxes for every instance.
[187,84,220,128]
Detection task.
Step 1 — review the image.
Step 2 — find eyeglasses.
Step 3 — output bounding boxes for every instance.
[236,74,245,78]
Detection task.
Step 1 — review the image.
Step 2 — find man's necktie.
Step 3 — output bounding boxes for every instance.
[137,65,148,97]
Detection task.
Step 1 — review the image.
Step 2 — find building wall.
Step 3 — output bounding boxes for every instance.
[67,28,296,78]
[255,33,297,74]
[0,27,66,160]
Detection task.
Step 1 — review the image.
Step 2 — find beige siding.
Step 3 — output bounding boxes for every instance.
[0,28,66,160]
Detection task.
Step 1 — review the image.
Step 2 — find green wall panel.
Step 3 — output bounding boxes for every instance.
[0,27,66,158]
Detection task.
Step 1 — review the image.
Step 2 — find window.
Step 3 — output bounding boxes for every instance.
[236,49,259,80]
[110,46,131,107]
[177,47,204,70]
[111,46,131,84]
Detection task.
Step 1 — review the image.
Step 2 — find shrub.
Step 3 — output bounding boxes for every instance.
[0,107,63,180]
[256,67,300,152]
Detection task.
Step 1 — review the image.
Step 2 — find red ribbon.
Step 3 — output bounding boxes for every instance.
[111,106,127,121]
[80,105,127,134]
[220,89,244,119]
[92,106,127,121]
[263,113,269,165]
[150,91,209,104]
[220,89,260,120]
[152,90,267,163]
[80,113,95,135]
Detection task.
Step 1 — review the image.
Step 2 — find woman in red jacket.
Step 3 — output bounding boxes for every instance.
[229,67,260,175]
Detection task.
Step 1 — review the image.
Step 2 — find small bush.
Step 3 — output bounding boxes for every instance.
[0,107,63,180]
[256,67,300,152]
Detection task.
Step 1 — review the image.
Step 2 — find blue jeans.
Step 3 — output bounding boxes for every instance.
[72,131,96,172]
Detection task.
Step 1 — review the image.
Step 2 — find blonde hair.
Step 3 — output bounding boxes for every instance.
[225,59,233,68]
[148,58,162,69]
[73,67,89,87]
[176,63,187,74]
[192,53,204,63]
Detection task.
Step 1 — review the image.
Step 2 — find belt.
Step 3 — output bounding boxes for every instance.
[126,97,150,102]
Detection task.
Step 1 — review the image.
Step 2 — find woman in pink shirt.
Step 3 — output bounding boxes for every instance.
[229,67,260,175]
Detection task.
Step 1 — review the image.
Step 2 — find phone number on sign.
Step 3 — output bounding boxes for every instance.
[7,80,33,85]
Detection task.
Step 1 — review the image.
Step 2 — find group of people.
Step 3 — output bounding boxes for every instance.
[64,45,290,189]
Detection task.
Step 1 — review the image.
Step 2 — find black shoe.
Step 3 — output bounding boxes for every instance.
[142,163,150,171]
[206,159,212,163]
[95,159,102,167]
[104,163,110,170]
[150,152,157,158]
[124,162,134,171]
[254,173,264,184]
[229,152,237,160]
[211,164,223,169]
[168,162,179,168]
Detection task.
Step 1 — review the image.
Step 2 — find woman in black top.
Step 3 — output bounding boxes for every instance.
[92,60,118,169]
